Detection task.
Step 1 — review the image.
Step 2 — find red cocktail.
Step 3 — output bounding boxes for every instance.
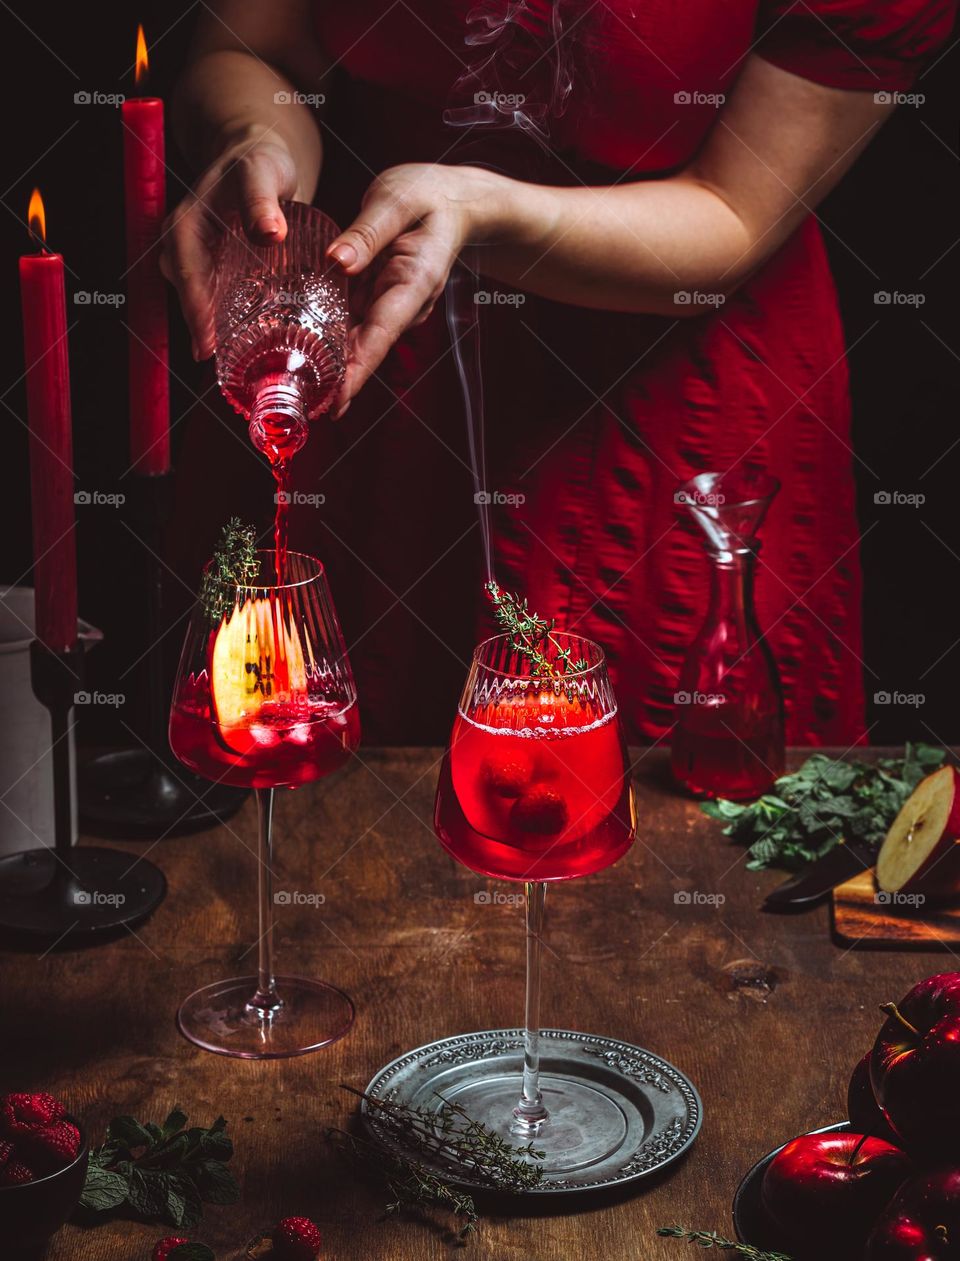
[431,631,636,1170]
[170,684,359,789]
[436,691,633,881]
[168,548,359,1059]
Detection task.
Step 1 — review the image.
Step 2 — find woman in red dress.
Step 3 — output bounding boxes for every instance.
[163,0,954,744]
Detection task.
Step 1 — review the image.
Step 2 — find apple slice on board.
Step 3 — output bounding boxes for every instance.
[211,596,308,729]
[876,766,960,899]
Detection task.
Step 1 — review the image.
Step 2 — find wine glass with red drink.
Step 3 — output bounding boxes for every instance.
[169,549,359,1058]
[433,632,636,1171]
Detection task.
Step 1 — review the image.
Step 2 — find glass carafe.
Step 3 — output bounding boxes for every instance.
[214,200,348,464]
[671,470,785,801]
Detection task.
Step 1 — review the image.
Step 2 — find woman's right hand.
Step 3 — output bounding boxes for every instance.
[160,128,300,361]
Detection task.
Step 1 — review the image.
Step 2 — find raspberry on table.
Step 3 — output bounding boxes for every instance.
[152,1238,190,1261]
[273,1215,323,1260]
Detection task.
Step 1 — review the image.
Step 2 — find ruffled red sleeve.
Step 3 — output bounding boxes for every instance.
[755,0,956,90]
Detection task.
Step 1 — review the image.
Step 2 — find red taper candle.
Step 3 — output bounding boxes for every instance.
[122,23,170,475]
[19,189,79,652]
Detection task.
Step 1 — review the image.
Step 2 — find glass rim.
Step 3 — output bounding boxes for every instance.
[676,470,781,510]
[201,548,326,593]
[471,631,606,681]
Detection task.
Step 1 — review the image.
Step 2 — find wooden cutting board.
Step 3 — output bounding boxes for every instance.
[832,868,960,948]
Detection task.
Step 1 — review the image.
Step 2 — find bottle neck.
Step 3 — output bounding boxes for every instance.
[248,373,308,465]
[705,546,758,629]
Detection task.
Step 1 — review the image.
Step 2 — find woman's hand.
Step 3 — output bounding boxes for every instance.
[160,127,300,361]
[327,163,505,415]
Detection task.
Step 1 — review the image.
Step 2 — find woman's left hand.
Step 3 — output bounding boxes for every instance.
[326,163,503,416]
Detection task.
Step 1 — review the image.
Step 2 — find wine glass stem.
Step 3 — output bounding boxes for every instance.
[249,787,282,1017]
[512,880,549,1136]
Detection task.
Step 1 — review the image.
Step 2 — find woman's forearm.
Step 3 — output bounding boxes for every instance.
[471,56,889,317]
[476,175,753,316]
[173,49,322,199]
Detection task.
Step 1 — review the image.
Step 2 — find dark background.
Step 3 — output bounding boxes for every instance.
[1,2,957,749]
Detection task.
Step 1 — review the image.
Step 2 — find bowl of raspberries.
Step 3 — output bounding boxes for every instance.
[0,1092,88,1251]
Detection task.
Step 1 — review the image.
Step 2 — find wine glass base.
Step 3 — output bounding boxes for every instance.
[442,1072,628,1173]
[177,975,354,1059]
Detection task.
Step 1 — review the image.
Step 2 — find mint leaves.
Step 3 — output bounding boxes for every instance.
[701,743,947,870]
[79,1109,239,1230]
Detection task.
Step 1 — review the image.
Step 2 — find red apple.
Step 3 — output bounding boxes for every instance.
[876,767,960,900]
[761,1132,913,1259]
[848,1052,899,1145]
[866,1168,960,1259]
[870,972,960,1159]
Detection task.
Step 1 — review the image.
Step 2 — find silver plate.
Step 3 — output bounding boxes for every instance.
[361,1028,702,1195]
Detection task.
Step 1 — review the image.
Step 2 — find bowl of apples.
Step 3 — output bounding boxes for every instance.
[733,972,960,1260]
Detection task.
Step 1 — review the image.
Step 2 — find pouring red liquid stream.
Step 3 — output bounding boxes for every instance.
[248,411,303,585]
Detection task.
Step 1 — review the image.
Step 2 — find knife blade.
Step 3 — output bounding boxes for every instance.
[763,840,875,910]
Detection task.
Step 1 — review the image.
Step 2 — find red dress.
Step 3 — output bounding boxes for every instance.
[174,0,953,744]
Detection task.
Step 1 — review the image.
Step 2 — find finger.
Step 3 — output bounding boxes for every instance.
[327,184,421,274]
[231,150,289,243]
[160,203,218,359]
[338,274,436,403]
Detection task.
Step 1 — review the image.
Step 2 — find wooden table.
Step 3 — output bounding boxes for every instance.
[1,748,942,1260]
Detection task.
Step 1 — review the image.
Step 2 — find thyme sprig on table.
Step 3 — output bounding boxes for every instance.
[327,1087,544,1239]
[658,1226,793,1259]
[486,582,588,680]
[199,517,259,624]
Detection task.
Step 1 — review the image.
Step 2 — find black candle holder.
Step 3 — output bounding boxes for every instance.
[0,640,167,938]
[78,470,247,835]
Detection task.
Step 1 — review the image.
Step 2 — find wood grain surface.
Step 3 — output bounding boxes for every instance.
[833,867,960,947]
[0,747,949,1261]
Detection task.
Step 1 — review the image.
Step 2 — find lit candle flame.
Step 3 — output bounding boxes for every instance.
[27,187,46,246]
[134,23,149,87]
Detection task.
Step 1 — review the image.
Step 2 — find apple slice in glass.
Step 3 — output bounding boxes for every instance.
[876,766,960,899]
[211,596,307,737]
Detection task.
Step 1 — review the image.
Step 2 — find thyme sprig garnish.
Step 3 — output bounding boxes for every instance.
[199,517,259,625]
[485,582,588,680]
[658,1226,793,1259]
[326,1086,544,1239]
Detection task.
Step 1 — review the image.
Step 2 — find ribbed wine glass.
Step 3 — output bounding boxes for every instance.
[433,633,636,1169]
[169,550,359,1058]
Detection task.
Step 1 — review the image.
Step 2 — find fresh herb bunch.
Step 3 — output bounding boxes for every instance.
[702,743,946,870]
[79,1109,239,1229]
[486,582,588,680]
[199,517,259,625]
[658,1226,793,1258]
[327,1087,544,1239]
